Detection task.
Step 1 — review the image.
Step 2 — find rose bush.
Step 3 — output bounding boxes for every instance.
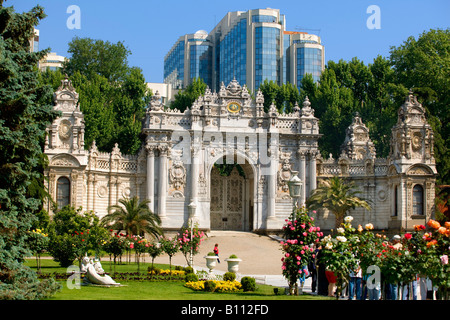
[280,206,322,295]
[177,223,206,266]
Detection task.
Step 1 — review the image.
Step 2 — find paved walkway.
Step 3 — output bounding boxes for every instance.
[144,231,313,293]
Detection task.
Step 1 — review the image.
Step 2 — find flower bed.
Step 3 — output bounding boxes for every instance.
[184,280,242,293]
[36,269,186,282]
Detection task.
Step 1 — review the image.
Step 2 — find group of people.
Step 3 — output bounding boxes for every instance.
[307,235,435,300]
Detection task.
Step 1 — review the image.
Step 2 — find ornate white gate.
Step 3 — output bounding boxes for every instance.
[210,166,244,230]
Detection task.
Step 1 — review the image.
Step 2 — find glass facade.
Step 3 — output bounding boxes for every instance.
[189,42,212,87]
[282,34,290,85]
[164,40,185,89]
[252,15,277,23]
[254,26,280,90]
[163,9,324,93]
[296,47,322,88]
[219,18,247,86]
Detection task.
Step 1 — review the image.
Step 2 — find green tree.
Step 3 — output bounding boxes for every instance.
[62,37,150,155]
[170,77,207,112]
[258,80,300,113]
[70,71,117,152]
[389,28,450,184]
[306,176,371,230]
[160,236,179,277]
[101,196,163,238]
[47,206,108,267]
[63,37,131,83]
[0,2,61,299]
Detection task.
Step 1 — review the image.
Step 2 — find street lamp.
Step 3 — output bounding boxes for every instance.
[288,171,302,209]
[187,201,197,267]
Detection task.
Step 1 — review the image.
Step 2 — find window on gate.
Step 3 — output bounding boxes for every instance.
[57,176,71,208]
[412,184,424,215]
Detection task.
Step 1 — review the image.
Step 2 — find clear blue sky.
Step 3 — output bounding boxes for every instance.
[7,0,450,83]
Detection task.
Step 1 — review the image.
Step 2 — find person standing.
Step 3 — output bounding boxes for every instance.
[308,248,318,294]
[348,263,363,300]
[214,243,220,263]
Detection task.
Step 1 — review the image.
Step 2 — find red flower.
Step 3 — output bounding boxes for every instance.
[404,233,412,240]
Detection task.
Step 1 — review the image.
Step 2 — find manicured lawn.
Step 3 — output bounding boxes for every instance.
[25,258,331,301]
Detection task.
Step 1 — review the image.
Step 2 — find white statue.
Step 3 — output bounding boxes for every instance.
[80,254,120,286]
[93,257,105,274]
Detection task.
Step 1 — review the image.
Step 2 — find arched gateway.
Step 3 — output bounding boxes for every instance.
[44,77,437,234]
[143,79,320,232]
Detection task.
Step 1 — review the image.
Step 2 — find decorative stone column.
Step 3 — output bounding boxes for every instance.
[158,145,169,219]
[190,146,200,212]
[298,149,306,206]
[309,151,317,196]
[146,144,155,212]
[266,158,277,229]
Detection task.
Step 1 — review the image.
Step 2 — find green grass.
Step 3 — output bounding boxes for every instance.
[25,258,331,301]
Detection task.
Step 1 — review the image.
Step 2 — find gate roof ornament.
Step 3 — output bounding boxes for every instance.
[340,112,376,160]
[145,79,321,137]
[54,75,79,112]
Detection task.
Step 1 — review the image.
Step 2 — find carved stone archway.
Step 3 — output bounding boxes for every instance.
[209,155,255,231]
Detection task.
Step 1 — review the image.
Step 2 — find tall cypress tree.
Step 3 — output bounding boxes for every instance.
[0,2,60,299]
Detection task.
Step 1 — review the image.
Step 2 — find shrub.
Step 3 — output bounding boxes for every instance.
[207,252,216,256]
[229,254,238,259]
[204,280,217,292]
[48,234,78,267]
[184,266,194,274]
[223,272,236,282]
[240,276,256,292]
[185,273,198,283]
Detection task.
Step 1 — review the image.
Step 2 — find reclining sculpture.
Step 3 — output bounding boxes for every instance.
[81,255,121,286]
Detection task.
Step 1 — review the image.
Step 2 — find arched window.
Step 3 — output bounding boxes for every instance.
[393,185,398,216]
[412,184,424,216]
[57,177,71,208]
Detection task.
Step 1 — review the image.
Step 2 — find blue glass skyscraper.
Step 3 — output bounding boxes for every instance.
[164,8,324,93]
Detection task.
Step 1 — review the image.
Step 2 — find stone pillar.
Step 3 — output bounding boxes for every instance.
[309,151,317,196]
[266,159,277,229]
[158,145,169,218]
[146,145,155,212]
[298,150,306,206]
[190,146,200,205]
[87,173,92,212]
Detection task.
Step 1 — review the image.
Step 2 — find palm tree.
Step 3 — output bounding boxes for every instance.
[102,196,163,238]
[306,176,371,230]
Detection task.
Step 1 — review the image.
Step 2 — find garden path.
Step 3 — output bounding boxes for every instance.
[148,231,282,275]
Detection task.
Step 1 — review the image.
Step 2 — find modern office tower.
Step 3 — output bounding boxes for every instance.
[30,28,39,52]
[164,30,212,89]
[284,31,324,84]
[164,8,324,93]
[39,52,66,71]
